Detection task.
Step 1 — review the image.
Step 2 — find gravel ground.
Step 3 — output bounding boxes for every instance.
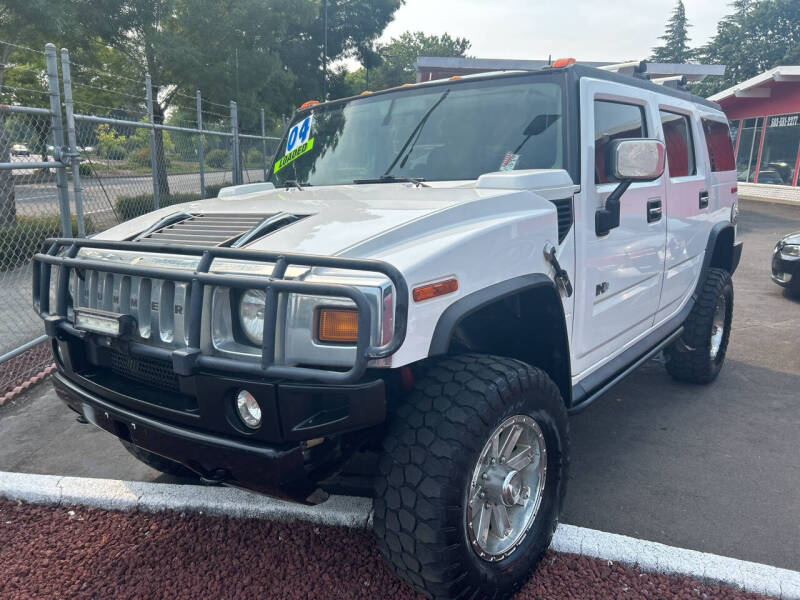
[0,500,774,600]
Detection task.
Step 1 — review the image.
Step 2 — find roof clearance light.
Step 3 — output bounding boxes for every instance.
[360,90,373,95]
[413,278,458,302]
[299,100,319,110]
[449,76,462,80]
[552,57,576,68]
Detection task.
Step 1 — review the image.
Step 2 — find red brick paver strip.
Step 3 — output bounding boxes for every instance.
[0,500,775,600]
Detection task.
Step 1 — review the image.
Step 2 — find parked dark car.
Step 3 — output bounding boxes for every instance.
[772,232,800,295]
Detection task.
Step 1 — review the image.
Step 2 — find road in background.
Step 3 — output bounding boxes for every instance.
[0,199,797,570]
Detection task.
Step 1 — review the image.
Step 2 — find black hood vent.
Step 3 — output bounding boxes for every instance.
[133,213,305,247]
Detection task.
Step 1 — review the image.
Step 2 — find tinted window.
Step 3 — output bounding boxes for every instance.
[735,117,762,181]
[756,113,800,186]
[595,101,647,183]
[660,111,696,177]
[702,118,736,173]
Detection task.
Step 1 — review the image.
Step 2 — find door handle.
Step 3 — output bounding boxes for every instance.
[647,198,662,223]
[699,190,709,209]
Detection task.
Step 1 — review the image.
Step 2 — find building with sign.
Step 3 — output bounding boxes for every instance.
[710,67,800,200]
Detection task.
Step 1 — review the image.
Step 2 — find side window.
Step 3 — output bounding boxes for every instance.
[594,100,647,183]
[702,118,736,172]
[660,110,696,177]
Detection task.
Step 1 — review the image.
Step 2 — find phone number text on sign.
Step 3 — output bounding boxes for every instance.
[768,114,799,128]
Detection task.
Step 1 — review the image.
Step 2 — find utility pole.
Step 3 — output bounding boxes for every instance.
[322,0,328,100]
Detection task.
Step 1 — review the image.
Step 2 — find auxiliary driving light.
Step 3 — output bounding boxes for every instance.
[235,390,262,429]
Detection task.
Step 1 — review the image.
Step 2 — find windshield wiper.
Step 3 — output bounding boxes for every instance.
[353,175,429,187]
[380,90,451,177]
[283,180,312,190]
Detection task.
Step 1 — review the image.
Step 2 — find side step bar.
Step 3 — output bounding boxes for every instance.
[567,326,684,416]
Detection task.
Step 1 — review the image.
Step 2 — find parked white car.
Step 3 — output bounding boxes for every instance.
[35,61,741,600]
[11,143,30,156]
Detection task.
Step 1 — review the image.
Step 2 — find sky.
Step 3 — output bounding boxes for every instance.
[373,0,732,64]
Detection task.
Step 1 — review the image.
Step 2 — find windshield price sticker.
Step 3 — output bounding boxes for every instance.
[500,152,520,171]
[285,116,312,154]
[274,138,314,173]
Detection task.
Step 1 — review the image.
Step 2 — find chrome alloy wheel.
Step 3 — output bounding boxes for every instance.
[709,296,727,360]
[466,415,547,561]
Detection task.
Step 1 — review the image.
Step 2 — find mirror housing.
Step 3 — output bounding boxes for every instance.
[610,138,666,181]
[596,138,666,236]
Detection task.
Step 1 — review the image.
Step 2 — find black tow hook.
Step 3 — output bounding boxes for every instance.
[199,469,228,486]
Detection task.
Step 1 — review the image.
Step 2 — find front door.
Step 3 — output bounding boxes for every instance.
[571,78,667,379]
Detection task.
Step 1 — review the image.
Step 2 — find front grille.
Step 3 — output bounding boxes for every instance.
[137,213,270,246]
[109,351,180,393]
[72,271,191,347]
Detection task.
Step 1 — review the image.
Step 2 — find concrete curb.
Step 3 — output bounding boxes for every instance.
[0,471,372,529]
[1,471,798,599]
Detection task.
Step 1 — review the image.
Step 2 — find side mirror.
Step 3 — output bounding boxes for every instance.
[610,138,666,181]
[596,138,665,236]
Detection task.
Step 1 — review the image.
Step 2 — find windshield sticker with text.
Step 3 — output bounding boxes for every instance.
[500,152,520,171]
[285,116,313,155]
[274,138,315,173]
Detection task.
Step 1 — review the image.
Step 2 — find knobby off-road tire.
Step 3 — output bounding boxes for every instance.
[373,354,569,600]
[665,267,733,384]
[120,441,196,478]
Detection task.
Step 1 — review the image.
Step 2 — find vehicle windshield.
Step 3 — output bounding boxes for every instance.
[269,73,566,187]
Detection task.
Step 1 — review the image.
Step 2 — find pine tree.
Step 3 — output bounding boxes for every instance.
[651,1,693,63]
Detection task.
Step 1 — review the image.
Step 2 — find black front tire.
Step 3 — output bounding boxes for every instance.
[665,267,733,384]
[373,354,569,600]
[120,441,196,478]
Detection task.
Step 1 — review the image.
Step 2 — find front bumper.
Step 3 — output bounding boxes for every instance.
[771,248,800,288]
[51,333,387,501]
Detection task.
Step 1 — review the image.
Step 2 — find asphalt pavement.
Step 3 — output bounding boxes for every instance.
[0,199,797,571]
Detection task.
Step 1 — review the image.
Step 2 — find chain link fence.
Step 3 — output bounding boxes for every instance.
[0,40,282,400]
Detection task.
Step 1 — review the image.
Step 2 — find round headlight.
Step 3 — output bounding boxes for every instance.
[235,390,262,429]
[239,289,266,345]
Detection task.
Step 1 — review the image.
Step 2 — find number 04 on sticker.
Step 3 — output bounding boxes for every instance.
[274,115,315,173]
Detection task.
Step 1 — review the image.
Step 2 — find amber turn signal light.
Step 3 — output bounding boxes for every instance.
[413,278,458,302]
[318,308,359,343]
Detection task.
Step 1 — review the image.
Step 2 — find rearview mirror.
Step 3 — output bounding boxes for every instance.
[609,138,665,181]
[596,138,666,236]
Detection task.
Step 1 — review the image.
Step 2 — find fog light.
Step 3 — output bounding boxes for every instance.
[235,390,262,429]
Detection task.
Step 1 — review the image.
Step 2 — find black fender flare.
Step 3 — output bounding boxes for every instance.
[703,221,741,278]
[428,273,572,404]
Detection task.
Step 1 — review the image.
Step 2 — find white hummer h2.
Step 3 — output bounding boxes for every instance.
[35,60,742,599]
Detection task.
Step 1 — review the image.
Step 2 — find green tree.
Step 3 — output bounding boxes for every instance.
[651,0,693,63]
[693,0,800,97]
[1,0,405,204]
[370,31,472,90]
[280,0,403,102]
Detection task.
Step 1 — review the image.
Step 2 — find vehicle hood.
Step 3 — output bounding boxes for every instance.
[97,183,515,257]
[780,232,800,246]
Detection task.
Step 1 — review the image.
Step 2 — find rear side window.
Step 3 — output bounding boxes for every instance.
[594,100,647,183]
[702,119,736,172]
[660,111,696,177]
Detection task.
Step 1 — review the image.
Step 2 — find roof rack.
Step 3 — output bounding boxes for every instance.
[598,61,725,84]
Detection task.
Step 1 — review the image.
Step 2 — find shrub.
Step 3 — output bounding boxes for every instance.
[246,148,264,168]
[114,184,229,221]
[205,148,230,169]
[0,215,95,271]
[78,163,93,177]
[128,147,152,169]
